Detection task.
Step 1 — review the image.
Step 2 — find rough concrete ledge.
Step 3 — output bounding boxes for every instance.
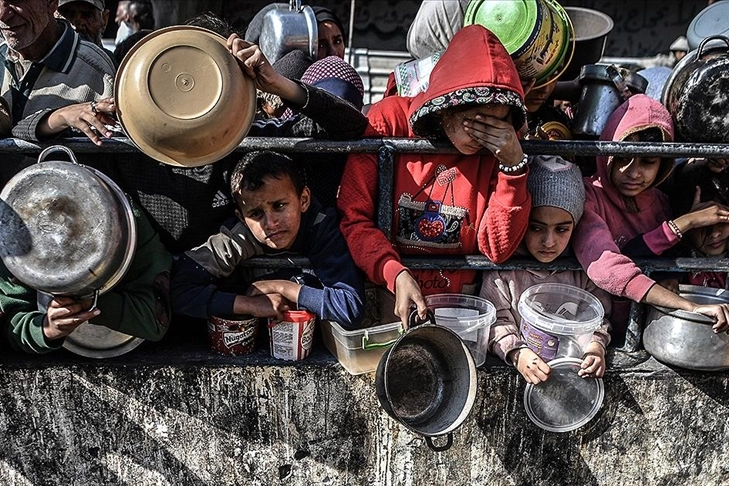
[0,325,728,486]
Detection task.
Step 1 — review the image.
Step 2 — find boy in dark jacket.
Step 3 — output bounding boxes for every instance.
[171,150,365,329]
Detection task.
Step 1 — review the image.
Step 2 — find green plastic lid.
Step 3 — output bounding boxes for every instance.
[464,0,539,55]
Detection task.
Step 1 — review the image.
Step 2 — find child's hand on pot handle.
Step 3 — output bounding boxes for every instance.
[394,270,427,330]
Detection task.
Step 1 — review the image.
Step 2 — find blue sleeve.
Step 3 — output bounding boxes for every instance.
[297,210,365,329]
[170,254,237,319]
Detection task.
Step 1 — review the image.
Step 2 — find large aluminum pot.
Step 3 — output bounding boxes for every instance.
[0,146,137,299]
[375,312,477,452]
[661,35,729,143]
[259,0,317,64]
[644,285,729,371]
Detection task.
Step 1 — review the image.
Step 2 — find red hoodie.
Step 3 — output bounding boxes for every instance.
[572,94,677,327]
[337,25,529,295]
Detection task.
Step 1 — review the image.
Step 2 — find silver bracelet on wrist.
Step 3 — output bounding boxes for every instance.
[498,153,529,173]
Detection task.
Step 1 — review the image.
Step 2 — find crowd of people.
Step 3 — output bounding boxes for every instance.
[0,0,727,389]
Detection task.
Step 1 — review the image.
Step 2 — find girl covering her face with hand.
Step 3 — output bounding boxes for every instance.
[338,25,530,328]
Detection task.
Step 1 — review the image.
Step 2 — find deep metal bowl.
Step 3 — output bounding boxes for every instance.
[644,285,729,371]
[115,26,256,167]
[0,146,137,298]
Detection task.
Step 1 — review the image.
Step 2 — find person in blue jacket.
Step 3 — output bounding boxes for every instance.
[170,150,365,329]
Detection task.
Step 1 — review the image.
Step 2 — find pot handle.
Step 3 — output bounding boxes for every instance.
[289,0,302,12]
[425,433,453,452]
[408,308,436,328]
[605,64,632,101]
[698,35,729,59]
[37,145,80,165]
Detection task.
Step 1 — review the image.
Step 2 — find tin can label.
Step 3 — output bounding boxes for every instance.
[208,315,259,356]
[520,319,559,362]
[268,311,316,361]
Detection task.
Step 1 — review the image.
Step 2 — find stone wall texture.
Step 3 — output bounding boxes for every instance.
[1,343,728,485]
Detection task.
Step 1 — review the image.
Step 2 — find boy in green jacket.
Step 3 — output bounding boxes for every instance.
[0,201,172,354]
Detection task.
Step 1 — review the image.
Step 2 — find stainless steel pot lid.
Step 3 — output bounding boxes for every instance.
[523,357,604,432]
[62,321,145,359]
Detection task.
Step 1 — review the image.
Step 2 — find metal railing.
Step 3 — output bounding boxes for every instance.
[5,136,729,354]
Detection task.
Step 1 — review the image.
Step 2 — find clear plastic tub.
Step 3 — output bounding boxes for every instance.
[517,283,604,362]
[426,294,496,367]
[321,287,404,375]
[320,320,403,375]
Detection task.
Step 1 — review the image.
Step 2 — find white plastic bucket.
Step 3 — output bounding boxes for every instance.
[426,294,496,367]
[517,283,604,361]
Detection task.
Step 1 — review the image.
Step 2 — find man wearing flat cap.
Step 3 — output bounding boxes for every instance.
[56,0,108,47]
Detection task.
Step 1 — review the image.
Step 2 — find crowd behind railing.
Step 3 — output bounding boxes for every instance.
[1,0,729,389]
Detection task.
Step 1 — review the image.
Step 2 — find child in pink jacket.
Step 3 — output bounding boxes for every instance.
[571,94,729,340]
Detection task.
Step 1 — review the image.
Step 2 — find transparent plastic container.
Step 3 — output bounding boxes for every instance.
[320,320,403,375]
[517,283,604,361]
[426,294,496,367]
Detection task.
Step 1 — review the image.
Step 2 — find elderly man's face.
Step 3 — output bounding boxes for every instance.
[115,0,129,24]
[0,0,58,53]
[57,1,108,44]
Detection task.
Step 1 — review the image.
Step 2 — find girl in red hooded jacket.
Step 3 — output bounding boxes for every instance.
[571,94,729,340]
[337,25,530,327]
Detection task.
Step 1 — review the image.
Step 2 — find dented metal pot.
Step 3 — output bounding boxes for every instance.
[375,312,477,452]
[644,285,729,371]
[662,35,729,143]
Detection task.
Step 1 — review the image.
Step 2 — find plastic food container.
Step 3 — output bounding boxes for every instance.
[268,310,316,361]
[208,315,260,356]
[517,283,604,362]
[426,294,496,367]
[321,320,404,375]
[523,357,604,432]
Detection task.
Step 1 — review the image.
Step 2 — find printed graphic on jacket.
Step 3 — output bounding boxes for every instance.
[396,165,468,250]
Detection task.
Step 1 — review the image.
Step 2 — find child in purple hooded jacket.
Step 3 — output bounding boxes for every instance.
[571,94,729,340]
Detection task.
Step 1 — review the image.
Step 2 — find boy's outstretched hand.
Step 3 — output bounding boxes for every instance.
[509,347,551,384]
[578,342,607,378]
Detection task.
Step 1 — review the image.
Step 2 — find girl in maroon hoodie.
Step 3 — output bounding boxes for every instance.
[338,25,530,326]
[571,94,729,340]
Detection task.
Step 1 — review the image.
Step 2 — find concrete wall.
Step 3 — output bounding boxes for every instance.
[1,339,728,485]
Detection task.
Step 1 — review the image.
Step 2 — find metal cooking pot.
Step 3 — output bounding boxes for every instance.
[561,7,614,81]
[0,146,137,299]
[375,311,477,452]
[259,0,317,64]
[572,63,648,138]
[644,285,729,371]
[661,35,729,143]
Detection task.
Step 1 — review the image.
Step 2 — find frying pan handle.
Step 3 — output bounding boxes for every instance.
[408,309,436,328]
[37,145,80,165]
[698,35,729,59]
[425,433,453,452]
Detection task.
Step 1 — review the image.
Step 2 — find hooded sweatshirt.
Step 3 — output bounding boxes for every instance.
[338,25,529,295]
[572,94,677,327]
